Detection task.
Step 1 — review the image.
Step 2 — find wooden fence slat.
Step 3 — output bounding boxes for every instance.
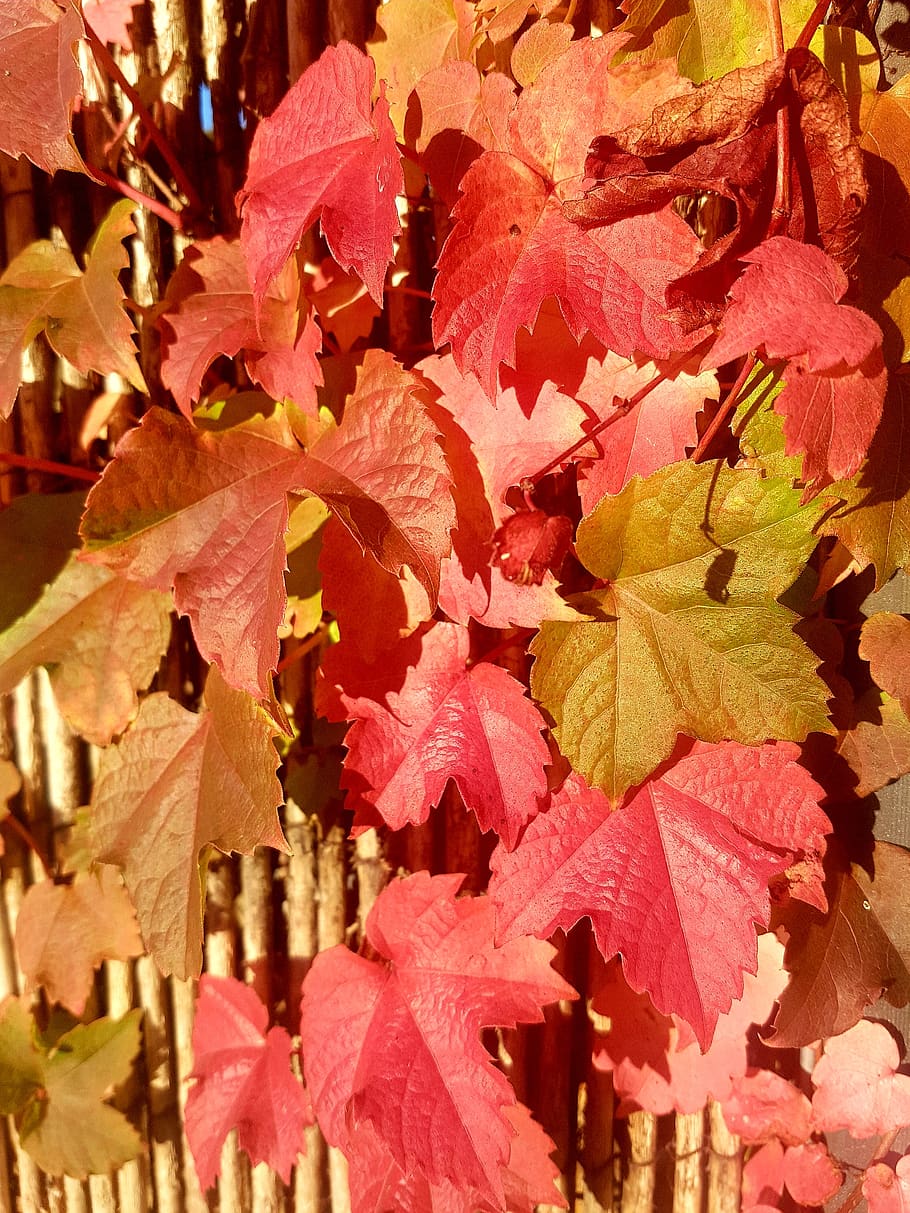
[673,1111,705,1213]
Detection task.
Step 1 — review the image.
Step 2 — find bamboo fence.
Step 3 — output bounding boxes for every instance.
[2,1,904,1210]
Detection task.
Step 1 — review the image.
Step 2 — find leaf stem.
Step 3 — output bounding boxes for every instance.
[90,166,184,229]
[795,0,830,48]
[276,627,328,673]
[2,814,53,879]
[384,284,433,301]
[835,1129,900,1213]
[0,451,101,482]
[84,21,206,219]
[692,353,759,462]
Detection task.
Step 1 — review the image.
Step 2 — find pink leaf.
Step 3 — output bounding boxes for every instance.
[742,1139,786,1212]
[300,872,575,1205]
[721,1069,812,1146]
[783,1142,843,1206]
[812,1020,910,1137]
[865,1156,910,1213]
[491,741,828,1046]
[159,237,323,418]
[82,0,143,49]
[338,622,550,848]
[186,975,311,1189]
[238,41,402,306]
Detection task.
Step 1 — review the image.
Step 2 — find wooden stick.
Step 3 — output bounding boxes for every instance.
[673,1110,705,1213]
[707,1100,741,1213]
[621,1113,657,1213]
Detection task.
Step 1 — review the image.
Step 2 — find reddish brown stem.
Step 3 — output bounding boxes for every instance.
[692,353,759,462]
[385,284,433,301]
[84,22,206,218]
[0,451,100,482]
[836,1129,900,1213]
[2,814,53,879]
[90,166,184,229]
[795,0,830,48]
[276,627,327,673]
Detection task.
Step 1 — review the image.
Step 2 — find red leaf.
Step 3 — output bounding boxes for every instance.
[709,238,883,374]
[491,741,828,1046]
[338,622,549,847]
[721,1070,813,1146]
[15,869,143,1015]
[742,1139,785,1212]
[573,350,718,509]
[80,407,303,698]
[238,41,402,306]
[0,0,87,176]
[492,510,572,586]
[343,1104,565,1213]
[864,1157,910,1213]
[159,237,323,418]
[418,353,585,627]
[186,975,311,1189]
[592,935,789,1115]
[812,1020,910,1137]
[432,36,702,395]
[783,1142,843,1206]
[300,872,575,1205]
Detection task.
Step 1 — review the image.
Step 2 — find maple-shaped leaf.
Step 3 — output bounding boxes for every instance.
[812,1020,910,1136]
[91,666,286,978]
[0,0,86,176]
[861,613,910,717]
[0,200,147,417]
[238,41,402,307]
[0,998,142,1178]
[15,868,143,1015]
[298,351,455,604]
[433,36,703,395]
[532,457,831,802]
[344,1103,565,1213]
[186,975,311,1188]
[573,350,718,510]
[591,933,788,1114]
[80,404,303,698]
[823,377,910,590]
[300,872,575,1205]
[338,622,549,848]
[0,557,171,745]
[705,239,886,490]
[368,0,475,136]
[411,60,516,206]
[82,0,143,49]
[492,743,825,1045]
[570,49,865,307]
[419,352,585,628]
[767,841,910,1048]
[864,1156,910,1213]
[159,237,323,418]
[722,1069,812,1145]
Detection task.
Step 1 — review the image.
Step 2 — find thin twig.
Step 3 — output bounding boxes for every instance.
[835,1129,901,1213]
[692,353,759,462]
[276,627,327,673]
[2,814,53,879]
[767,0,791,234]
[90,166,184,229]
[385,284,433,301]
[84,21,206,218]
[0,451,101,482]
[795,0,831,47]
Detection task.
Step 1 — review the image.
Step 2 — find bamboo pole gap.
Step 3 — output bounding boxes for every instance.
[200,0,248,232]
[134,956,186,1213]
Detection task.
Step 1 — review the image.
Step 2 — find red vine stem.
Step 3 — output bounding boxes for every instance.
[385,284,433,301]
[90,166,184,229]
[0,451,100,482]
[836,1129,900,1213]
[795,0,831,48]
[2,814,53,879]
[767,0,791,234]
[692,353,759,462]
[84,22,206,219]
[276,627,327,673]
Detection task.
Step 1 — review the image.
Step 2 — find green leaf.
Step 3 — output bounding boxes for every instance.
[618,0,816,83]
[0,998,142,1178]
[531,459,832,802]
